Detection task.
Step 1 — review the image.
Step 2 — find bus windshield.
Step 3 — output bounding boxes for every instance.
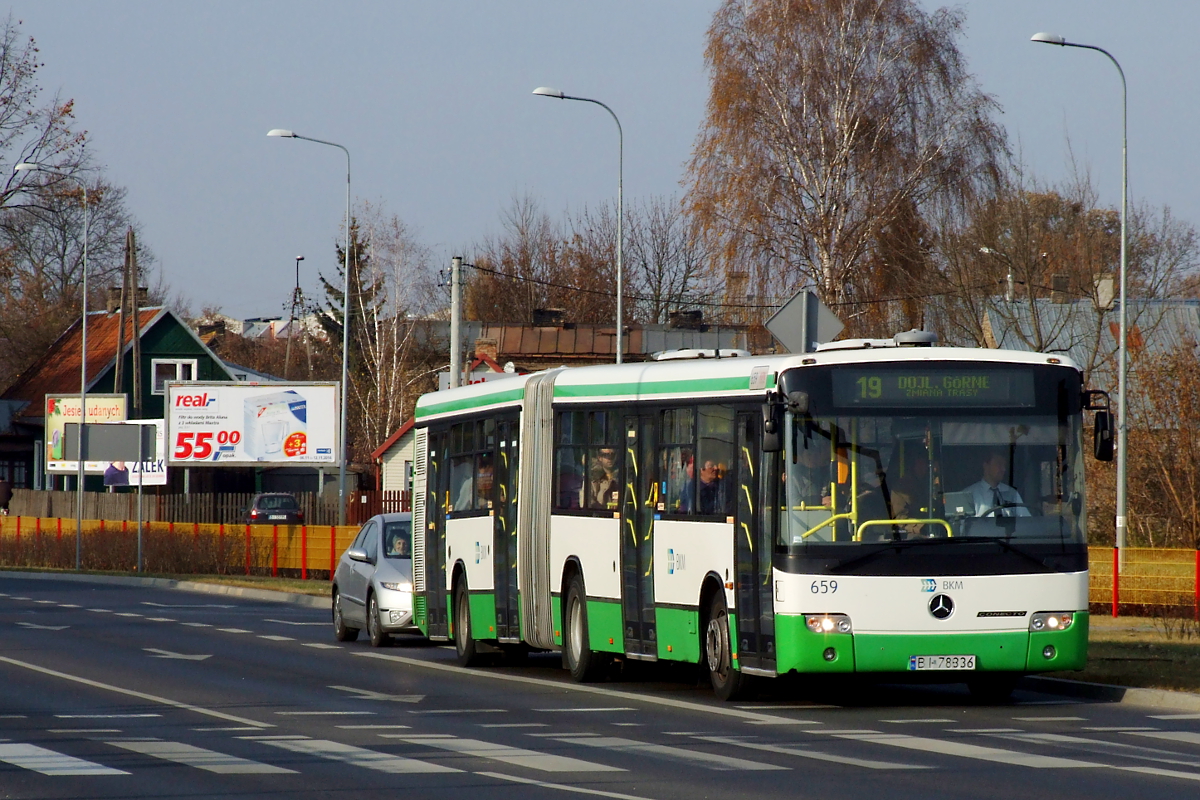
[777,363,1086,551]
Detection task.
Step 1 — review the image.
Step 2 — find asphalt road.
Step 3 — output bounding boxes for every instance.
[2,575,1199,799]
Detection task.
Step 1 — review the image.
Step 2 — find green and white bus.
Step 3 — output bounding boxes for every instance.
[411,331,1112,700]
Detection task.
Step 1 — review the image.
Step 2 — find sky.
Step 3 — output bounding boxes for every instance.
[12,1,1200,319]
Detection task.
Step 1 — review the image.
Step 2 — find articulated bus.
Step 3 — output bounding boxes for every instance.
[410,332,1113,700]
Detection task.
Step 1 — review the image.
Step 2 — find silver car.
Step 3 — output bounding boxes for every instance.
[332,512,419,646]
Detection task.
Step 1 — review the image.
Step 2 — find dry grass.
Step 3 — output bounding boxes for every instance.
[1067,615,1200,693]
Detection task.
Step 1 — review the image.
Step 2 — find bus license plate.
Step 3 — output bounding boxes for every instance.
[908,655,976,671]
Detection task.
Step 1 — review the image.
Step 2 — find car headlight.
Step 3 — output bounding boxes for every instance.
[379,581,413,592]
[1029,611,1074,632]
[805,613,852,634]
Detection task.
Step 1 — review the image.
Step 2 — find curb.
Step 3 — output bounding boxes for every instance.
[0,570,331,610]
[1019,674,1200,711]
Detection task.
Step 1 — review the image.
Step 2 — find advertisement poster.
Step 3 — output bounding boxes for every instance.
[45,394,128,474]
[102,420,167,487]
[167,382,339,466]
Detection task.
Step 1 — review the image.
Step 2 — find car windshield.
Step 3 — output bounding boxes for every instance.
[777,363,1086,552]
[383,521,412,559]
[259,495,298,510]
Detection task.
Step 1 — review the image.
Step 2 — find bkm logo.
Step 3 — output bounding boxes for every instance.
[921,578,937,592]
[667,549,686,574]
[174,393,217,409]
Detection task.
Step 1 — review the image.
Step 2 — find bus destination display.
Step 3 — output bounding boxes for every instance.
[832,368,1035,407]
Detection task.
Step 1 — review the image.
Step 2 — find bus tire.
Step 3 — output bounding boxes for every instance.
[563,575,606,682]
[705,592,753,701]
[453,578,480,667]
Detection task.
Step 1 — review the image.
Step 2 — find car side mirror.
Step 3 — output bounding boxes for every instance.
[1093,410,1114,461]
[347,547,370,563]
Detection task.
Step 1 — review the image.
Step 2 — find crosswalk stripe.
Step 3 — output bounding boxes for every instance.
[1128,730,1200,746]
[107,739,295,774]
[393,735,623,772]
[479,770,655,800]
[998,732,1200,768]
[552,736,786,771]
[834,732,1100,769]
[0,742,127,775]
[694,735,928,770]
[248,737,460,773]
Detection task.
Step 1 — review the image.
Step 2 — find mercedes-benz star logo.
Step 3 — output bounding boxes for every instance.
[929,594,955,620]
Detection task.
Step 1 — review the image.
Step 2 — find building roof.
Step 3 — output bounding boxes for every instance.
[371,417,415,461]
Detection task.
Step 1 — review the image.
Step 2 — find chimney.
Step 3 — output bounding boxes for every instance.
[1093,273,1115,310]
[106,287,122,314]
[1050,274,1070,304]
[474,337,499,362]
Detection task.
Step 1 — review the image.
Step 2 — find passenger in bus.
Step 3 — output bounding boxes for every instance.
[557,462,584,509]
[587,448,619,509]
[790,442,831,507]
[962,450,1030,517]
[673,449,696,512]
[696,459,727,514]
[475,454,494,509]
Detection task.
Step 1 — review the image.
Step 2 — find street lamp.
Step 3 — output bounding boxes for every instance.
[15,162,88,570]
[532,87,625,364]
[1030,32,1130,561]
[268,129,352,526]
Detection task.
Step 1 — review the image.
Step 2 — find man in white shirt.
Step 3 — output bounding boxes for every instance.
[963,451,1030,517]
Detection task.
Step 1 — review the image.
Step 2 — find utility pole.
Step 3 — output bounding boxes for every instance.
[449,256,462,389]
[284,255,304,380]
[128,228,142,420]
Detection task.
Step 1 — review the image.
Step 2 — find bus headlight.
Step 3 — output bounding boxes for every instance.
[1029,612,1073,632]
[806,614,852,634]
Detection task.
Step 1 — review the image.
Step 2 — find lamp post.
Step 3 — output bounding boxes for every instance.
[532,87,624,364]
[15,162,88,569]
[1030,32,1130,561]
[268,130,352,526]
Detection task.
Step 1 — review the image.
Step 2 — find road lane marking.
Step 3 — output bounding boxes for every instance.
[1011,716,1087,722]
[143,602,235,609]
[409,708,507,714]
[193,727,263,732]
[955,728,1022,733]
[552,736,786,771]
[58,604,80,608]
[258,635,295,641]
[304,643,340,649]
[881,719,956,724]
[478,770,655,800]
[394,735,623,772]
[15,622,69,630]
[329,685,424,703]
[218,628,251,633]
[1149,714,1200,720]
[0,742,128,775]
[144,648,212,661]
[336,724,412,730]
[612,723,642,727]
[145,617,176,622]
[481,723,548,728]
[997,732,1200,768]
[49,729,122,733]
[0,657,272,728]
[181,622,212,627]
[246,736,460,773]
[535,708,636,713]
[56,714,161,719]
[694,735,927,770]
[1113,765,1200,782]
[1128,730,1200,746]
[107,739,295,774]
[115,613,143,617]
[10,596,31,600]
[34,600,55,604]
[0,715,26,719]
[264,619,327,626]
[355,651,828,727]
[87,608,112,613]
[834,732,1099,768]
[275,711,375,716]
[1083,727,1159,732]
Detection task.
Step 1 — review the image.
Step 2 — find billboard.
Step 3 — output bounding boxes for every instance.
[101,420,167,487]
[45,394,128,474]
[167,382,339,466]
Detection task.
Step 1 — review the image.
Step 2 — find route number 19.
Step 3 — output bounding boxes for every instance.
[856,376,882,399]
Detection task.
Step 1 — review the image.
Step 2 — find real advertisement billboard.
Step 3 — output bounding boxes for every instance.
[166,382,339,467]
[45,394,128,474]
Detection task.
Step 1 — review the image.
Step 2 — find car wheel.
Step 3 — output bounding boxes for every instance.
[368,593,390,647]
[332,588,359,642]
[563,574,606,682]
[453,578,480,667]
[705,592,753,701]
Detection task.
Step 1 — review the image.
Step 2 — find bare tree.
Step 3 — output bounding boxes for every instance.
[685,0,1005,330]
[466,194,565,323]
[624,195,719,324]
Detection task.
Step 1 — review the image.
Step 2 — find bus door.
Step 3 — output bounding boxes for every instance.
[734,409,776,672]
[493,414,520,641]
[621,413,657,658]
[424,428,450,639]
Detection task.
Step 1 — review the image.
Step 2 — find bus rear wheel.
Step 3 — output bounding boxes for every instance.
[563,575,606,682]
[454,579,481,667]
[705,592,753,701]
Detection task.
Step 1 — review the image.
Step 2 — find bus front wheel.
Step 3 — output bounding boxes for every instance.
[454,579,480,667]
[705,592,753,701]
[563,575,606,682]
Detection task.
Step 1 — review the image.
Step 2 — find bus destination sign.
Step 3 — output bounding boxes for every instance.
[832,368,1036,407]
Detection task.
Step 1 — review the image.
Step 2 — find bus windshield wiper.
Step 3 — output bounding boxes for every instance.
[826,534,1055,573]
